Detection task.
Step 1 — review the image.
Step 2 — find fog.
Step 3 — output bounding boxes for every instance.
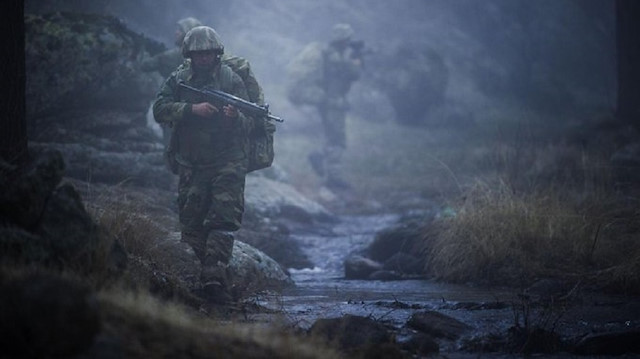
[13,3,640,355]
[23,0,622,204]
[27,0,616,122]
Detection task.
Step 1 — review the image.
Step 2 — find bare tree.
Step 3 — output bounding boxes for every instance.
[616,0,640,131]
[0,0,27,166]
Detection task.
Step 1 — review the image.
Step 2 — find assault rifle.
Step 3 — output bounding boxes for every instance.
[178,82,284,123]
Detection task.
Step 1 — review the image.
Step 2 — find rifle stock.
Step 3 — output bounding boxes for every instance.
[178,82,284,123]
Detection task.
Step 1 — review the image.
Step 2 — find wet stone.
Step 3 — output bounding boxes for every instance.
[407,310,473,340]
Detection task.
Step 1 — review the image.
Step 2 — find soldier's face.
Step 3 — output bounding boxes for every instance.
[191,51,219,66]
[191,50,221,73]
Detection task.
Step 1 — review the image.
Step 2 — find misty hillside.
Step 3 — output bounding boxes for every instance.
[7,1,640,357]
[26,0,616,121]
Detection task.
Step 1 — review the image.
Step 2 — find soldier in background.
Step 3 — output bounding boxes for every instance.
[153,26,260,304]
[141,17,202,78]
[286,23,364,190]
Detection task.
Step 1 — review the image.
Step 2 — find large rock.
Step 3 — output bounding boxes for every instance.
[244,175,334,225]
[308,315,397,356]
[0,148,121,274]
[229,240,294,294]
[407,310,472,340]
[0,148,64,228]
[38,142,173,190]
[26,12,170,190]
[155,231,294,299]
[344,254,382,280]
[25,12,164,118]
[368,218,425,263]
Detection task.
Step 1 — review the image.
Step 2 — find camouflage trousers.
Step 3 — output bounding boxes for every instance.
[177,161,246,264]
[318,105,347,184]
[320,105,347,149]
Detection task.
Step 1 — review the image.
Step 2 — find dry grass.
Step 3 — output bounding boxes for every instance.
[77,179,178,272]
[97,288,342,359]
[423,180,598,284]
[420,146,640,292]
[90,202,166,259]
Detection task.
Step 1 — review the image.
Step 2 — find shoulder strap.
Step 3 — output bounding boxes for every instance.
[174,61,192,83]
[219,64,234,93]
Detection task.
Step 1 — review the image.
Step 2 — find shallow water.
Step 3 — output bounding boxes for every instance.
[255,212,640,356]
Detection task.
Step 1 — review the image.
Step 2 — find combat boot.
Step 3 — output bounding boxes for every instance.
[199,231,235,305]
[308,151,325,176]
[181,230,206,262]
[200,262,232,305]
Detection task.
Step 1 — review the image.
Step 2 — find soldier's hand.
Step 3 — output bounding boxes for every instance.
[222,104,239,118]
[192,102,218,118]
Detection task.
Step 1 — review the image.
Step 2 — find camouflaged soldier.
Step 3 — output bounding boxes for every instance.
[143,17,264,148]
[152,26,255,304]
[141,17,202,78]
[287,24,363,190]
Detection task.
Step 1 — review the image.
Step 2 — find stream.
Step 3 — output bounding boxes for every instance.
[254,211,640,357]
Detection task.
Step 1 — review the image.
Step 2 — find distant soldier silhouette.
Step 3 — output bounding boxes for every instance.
[287,24,364,190]
[141,17,202,78]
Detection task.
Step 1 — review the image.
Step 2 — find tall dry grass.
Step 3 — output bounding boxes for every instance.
[419,125,640,292]
[95,289,343,359]
[423,180,598,284]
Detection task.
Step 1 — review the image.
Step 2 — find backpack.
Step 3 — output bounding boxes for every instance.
[223,56,275,173]
[285,42,326,106]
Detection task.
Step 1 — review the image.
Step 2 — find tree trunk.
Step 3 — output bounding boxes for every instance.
[616,0,640,131]
[0,1,27,166]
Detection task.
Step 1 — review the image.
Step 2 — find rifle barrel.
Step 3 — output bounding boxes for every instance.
[178,82,284,122]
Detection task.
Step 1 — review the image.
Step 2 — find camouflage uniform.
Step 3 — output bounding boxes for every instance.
[142,17,264,149]
[152,26,254,303]
[288,24,362,189]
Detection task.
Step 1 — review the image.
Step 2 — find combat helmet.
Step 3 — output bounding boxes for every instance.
[177,17,202,34]
[182,26,225,58]
[331,23,354,43]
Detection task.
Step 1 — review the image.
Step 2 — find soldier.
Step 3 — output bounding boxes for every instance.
[287,23,364,190]
[141,17,202,78]
[144,17,264,148]
[152,26,258,304]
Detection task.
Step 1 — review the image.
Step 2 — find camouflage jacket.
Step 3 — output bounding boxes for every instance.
[140,47,184,78]
[152,62,253,168]
[286,42,361,108]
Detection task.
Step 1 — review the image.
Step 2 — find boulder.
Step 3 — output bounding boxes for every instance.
[309,315,395,355]
[244,175,334,225]
[407,310,472,340]
[383,252,423,276]
[0,148,122,274]
[573,330,640,356]
[344,254,383,279]
[368,218,425,262]
[155,231,294,299]
[25,12,164,118]
[228,240,295,293]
